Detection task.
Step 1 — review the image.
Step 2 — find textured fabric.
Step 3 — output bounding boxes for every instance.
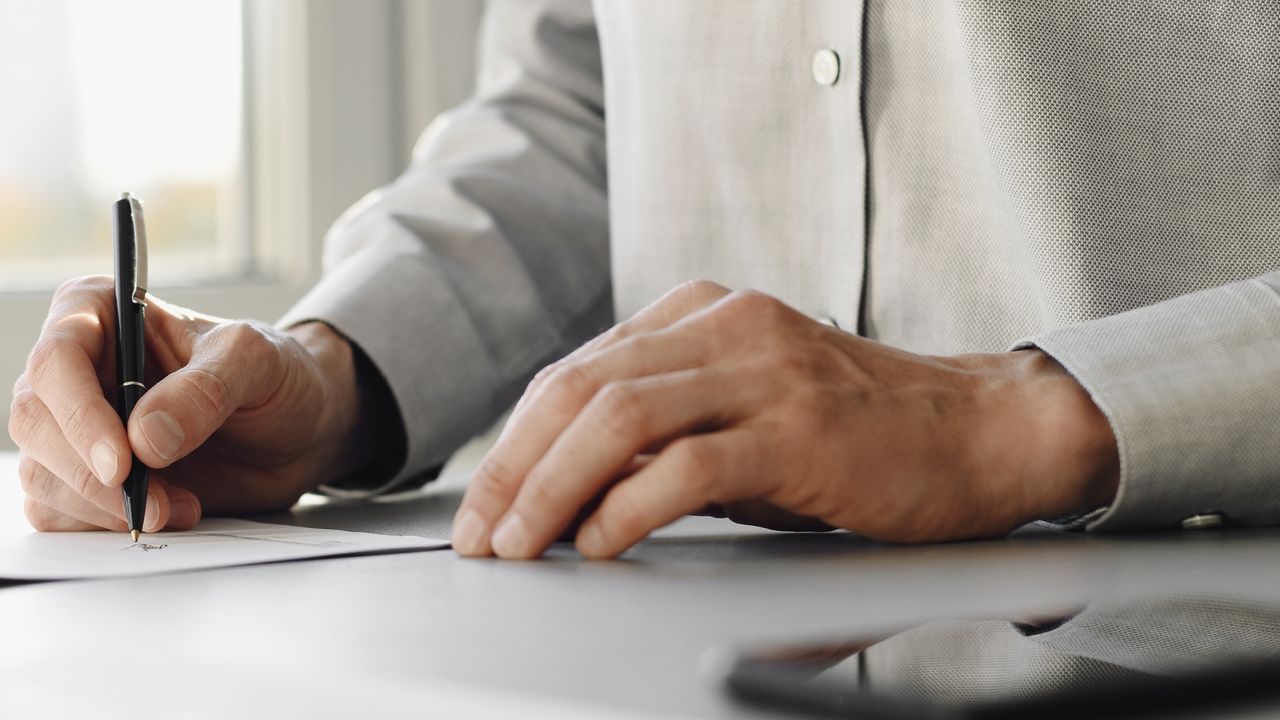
[595,2,867,330]
[860,595,1280,705]
[861,618,1149,705]
[280,0,1280,528]
[280,0,612,490]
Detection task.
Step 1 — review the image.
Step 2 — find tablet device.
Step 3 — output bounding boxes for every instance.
[711,594,1280,719]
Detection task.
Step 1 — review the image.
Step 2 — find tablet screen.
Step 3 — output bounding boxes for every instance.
[723,594,1280,719]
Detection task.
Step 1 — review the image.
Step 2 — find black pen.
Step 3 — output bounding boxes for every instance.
[113,193,149,542]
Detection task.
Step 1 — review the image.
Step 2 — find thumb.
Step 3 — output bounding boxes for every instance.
[128,321,286,468]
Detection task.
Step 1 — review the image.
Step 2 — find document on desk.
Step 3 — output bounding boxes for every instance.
[0,519,448,581]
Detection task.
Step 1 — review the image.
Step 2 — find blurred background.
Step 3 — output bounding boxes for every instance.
[0,0,485,448]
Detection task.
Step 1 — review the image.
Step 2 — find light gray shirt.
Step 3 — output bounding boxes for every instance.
[280,1,1280,531]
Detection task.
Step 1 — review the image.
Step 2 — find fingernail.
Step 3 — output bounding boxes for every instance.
[90,442,118,485]
[490,513,530,558]
[143,493,161,532]
[576,522,605,557]
[170,497,200,528]
[140,411,184,461]
[451,509,488,556]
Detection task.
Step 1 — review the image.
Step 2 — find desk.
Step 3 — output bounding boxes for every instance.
[2,441,1280,719]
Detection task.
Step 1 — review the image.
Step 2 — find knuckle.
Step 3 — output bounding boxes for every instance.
[11,372,28,399]
[31,479,61,509]
[17,453,35,479]
[26,336,68,381]
[619,332,658,360]
[595,323,626,345]
[674,279,727,304]
[17,456,40,496]
[524,362,562,398]
[180,366,233,418]
[671,440,718,491]
[52,275,110,304]
[545,363,596,408]
[718,289,779,320]
[519,473,557,511]
[220,320,274,364]
[20,469,55,511]
[24,499,53,531]
[223,319,260,347]
[658,279,730,318]
[594,382,646,438]
[472,456,523,495]
[8,388,40,444]
[603,493,645,541]
[20,466,61,515]
[531,362,561,386]
[59,399,96,445]
[67,460,97,497]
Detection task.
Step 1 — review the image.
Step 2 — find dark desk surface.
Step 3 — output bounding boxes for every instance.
[2,442,1279,719]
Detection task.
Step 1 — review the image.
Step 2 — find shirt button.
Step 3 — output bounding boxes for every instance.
[1181,513,1224,530]
[812,48,840,86]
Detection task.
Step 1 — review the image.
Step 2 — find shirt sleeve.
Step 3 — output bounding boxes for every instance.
[1014,272,1280,531]
[277,0,611,495]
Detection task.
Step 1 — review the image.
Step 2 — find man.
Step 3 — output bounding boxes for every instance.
[10,2,1280,559]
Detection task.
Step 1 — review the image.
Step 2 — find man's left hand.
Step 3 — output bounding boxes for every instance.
[451,281,1120,559]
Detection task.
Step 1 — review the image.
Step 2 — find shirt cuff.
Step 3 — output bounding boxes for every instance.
[277,242,502,493]
[1012,277,1280,532]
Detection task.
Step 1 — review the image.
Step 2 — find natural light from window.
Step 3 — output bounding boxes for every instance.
[0,0,245,291]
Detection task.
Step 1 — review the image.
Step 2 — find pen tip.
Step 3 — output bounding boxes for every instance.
[121,191,132,200]
[131,530,140,542]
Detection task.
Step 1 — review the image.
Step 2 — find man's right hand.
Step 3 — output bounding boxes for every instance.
[8,276,365,532]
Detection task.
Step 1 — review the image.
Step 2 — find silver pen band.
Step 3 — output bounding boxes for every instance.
[120,381,146,390]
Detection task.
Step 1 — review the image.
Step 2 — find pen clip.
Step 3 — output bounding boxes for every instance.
[122,193,148,306]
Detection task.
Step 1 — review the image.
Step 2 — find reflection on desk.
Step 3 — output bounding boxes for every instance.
[726,593,1280,718]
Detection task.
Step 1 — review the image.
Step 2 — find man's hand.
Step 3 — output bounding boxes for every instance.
[452,280,1120,559]
[8,276,366,532]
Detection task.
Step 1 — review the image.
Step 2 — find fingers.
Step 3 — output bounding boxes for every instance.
[575,431,764,558]
[453,281,731,557]
[22,315,131,488]
[455,333,716,557]
[20,455,130,531]
[12,398,144,523]
[19,455,202,532]
[24,499,101,532]
[453,281,777,558]
[487,368,763,559]
[514,279,730,413]
[154,477,203,530]
[12,277,206,490]
[14,275,266,475]
[129,321,286,468]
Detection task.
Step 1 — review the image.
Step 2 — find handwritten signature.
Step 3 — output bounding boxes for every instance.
[121,542,169,552]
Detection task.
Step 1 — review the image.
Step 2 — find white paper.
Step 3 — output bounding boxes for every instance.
[0,518,448,580]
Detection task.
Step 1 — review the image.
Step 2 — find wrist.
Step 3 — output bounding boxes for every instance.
[286,322,408,490]
[286,322,367,483]
[991,349,1120,525]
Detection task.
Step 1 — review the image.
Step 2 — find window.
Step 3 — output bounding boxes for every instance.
[0,0,483,450]
[0,0,248,291]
